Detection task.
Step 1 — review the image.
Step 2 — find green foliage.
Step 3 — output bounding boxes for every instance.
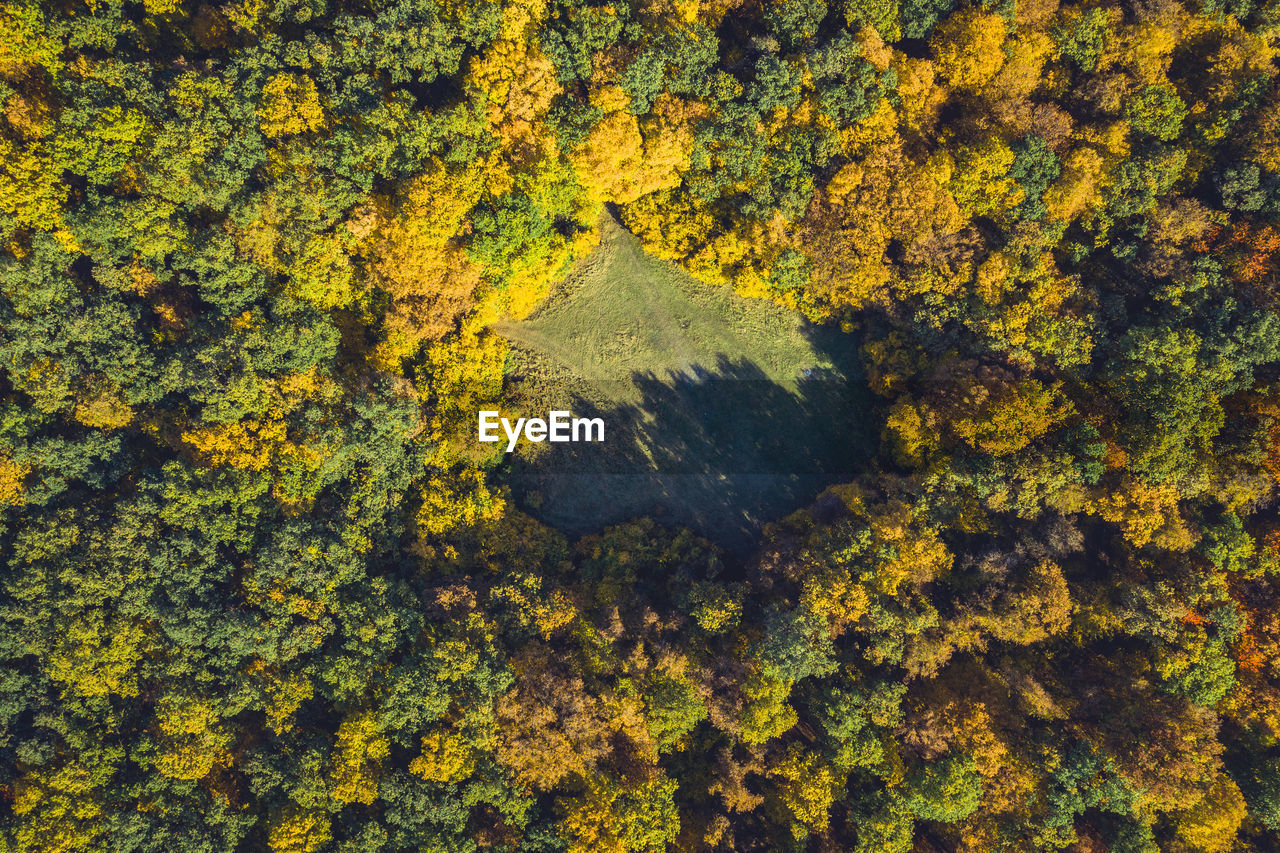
[852,790,915,853]
[845,0,902,41]
[899,0,955,38]
[1240,754,1280,831]
[1052,7,1110,72]
[810,31,896,125]
[619,23,719,114]
[542,1,626,83]
[810,680,905,770]
[905,755,983,822]
[643,672,708,750]
[1009,135,1062,222]
[766,0,831,48]
[758,605,840,681]
[1125,84,1189,142]
[1199,513,1258,575]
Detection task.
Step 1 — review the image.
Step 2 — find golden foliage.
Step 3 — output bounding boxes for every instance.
[12,760,107,853]
[573,96,700,205]
[1044,146,1106,224]
[772,748,842,831]
[410,730,477,783]
[884,400,936,467]
[0,135,65,238]
[181,415,288,472]
[979,560,1073,645]
[1087,478,1186,548]
[801,140,962,314]
[47,611,148,699]
[154,696,232,781]
[489,572,578,638]
[328,712,390,805]
[0,2,62,80]
[557,773,679,853]
[268,806,331,853]
[800,566,870,632]
[258,74,325,138]
[987,32,1054,105]
[361,160,487,364]
[951,379,1071,457]
[946,137,1021,221]
[419,327,507,454]
[930,10,1007,89]
[467,39,559,156]
[868,500,954,596]
[494,643,653,790]
[0,449,30,505]
[573,111,646,204]
[179,368,332,472]
[72,381,133,429]
[417,468,506,538]
[1174,773,1247,852]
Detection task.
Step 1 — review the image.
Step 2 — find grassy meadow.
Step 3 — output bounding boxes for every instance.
[493,215,874,552]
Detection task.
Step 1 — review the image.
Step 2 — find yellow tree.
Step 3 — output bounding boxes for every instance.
[0,448,30,504]
[945,137,1021,222]
[410,728,477,784]
[930,10,1007,90]
[12,756,115,853]
[356,159,487,366]
[267,806,331,853]
[770,747,843,833]
[573,95,701,206]
[46,611,148,700]
[0,2,61,80]
[1173,774,1247,852]
[1087,477,1190,549]
[466,33,559,158]
[258,74,325,138]
[328,711,390,806]
[557,773,680,853]
[153,695,233,781]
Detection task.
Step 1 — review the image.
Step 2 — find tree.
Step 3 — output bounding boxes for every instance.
[558,774,680,853]
[153,695,233,781]
[771,747,843,833]
[3,1,1280,851]
[258,74,326,138]
[1173,774,1246,852]
[268,806,332,853]
[11,754,117,853]
[930,10,1006,90]
[1124,83,1187,142]
[1052,7,1111,72]
[329,711,391,806]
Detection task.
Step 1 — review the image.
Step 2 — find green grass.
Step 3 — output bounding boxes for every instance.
[493,213,874,554]
[495,215,835,387]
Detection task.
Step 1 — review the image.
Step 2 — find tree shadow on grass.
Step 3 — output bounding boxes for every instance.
[503,327,876,556]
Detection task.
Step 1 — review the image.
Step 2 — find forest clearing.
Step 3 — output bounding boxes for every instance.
[495,215,873,550]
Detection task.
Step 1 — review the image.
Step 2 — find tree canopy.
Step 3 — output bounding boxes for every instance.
[2,0,1280,850]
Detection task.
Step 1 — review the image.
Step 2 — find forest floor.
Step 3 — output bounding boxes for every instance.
[494,213,874,554]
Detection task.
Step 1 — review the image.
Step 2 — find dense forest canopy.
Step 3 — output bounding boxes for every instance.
[2,0,1280,850]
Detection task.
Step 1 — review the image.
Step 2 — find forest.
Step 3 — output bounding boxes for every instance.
[2,0,1280,850]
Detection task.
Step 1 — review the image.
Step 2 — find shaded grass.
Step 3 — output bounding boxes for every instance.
[493,214,875,553]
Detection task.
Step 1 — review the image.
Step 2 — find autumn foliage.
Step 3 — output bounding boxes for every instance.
[2,0,1280,850]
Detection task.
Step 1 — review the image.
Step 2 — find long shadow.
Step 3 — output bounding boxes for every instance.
[502,326,876,556]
